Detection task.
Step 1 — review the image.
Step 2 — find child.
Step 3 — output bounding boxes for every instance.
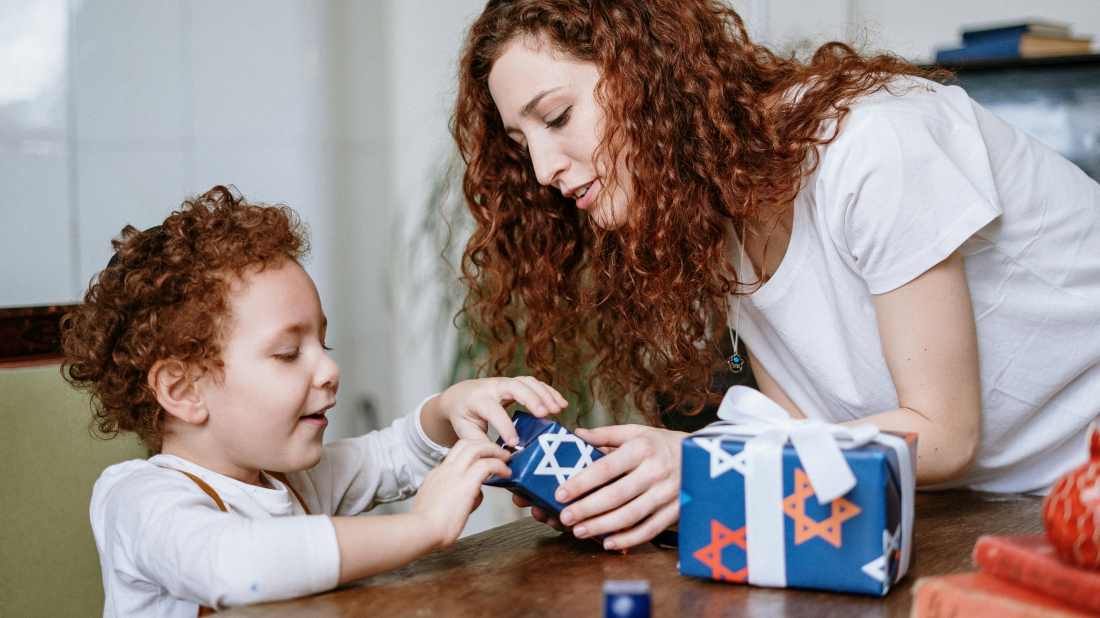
[61,186,568,616]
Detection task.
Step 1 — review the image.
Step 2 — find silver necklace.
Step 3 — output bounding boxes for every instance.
[725,238,746,373]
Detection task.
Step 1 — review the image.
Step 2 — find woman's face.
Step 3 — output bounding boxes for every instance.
[488,37,629,229]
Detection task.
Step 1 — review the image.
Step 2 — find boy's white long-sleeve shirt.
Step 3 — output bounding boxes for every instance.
[90,401,448,617]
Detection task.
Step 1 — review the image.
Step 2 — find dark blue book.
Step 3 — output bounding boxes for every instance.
[961,22,1069,46]
[936,38,1022,63]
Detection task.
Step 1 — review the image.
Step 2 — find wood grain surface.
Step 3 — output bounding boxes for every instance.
[218,491,1043,617]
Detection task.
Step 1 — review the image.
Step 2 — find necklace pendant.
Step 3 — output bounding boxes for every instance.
[727,354,744,373]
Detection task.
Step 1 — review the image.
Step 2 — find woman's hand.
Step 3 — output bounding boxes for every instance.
[515,424,687,550]
[421,376,568,447]
[411,439,513,548]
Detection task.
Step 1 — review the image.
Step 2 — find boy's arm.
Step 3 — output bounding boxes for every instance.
[331,440,511,584]
[298,402,448,516]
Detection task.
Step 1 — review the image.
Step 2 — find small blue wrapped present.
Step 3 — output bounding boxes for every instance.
[679,387,917,596]
[484,412,605,521]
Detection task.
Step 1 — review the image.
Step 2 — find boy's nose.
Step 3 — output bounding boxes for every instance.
[317,350,340,394]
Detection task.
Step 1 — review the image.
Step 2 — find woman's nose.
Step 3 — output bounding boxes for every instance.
[529,139,568,187]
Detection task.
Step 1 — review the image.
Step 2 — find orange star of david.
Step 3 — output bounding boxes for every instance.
[692,520,748,582]
[782,468,861,548]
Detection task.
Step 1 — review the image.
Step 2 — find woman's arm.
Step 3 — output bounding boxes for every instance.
[747,349,805,419]
[753,250,981,484]
[857,249,982,484]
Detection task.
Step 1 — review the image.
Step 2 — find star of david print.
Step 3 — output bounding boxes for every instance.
[692,520,748,582]
[861,525,902,588]
[782,468,862,548]
[534,427,596,485]
[692,437,750,479]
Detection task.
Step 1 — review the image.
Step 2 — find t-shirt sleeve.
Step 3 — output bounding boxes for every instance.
[817,96,1002,294]
[295,396,449,516]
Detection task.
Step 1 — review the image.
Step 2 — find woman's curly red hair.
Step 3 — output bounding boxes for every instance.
[61,186,309,450]
[454,0,937,424]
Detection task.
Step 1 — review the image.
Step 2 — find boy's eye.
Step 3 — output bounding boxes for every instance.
[275,349,300,362]
[546,107,571,129]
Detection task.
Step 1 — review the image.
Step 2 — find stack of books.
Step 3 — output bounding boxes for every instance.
[912,535,1100,617]
[936,22,1093,63]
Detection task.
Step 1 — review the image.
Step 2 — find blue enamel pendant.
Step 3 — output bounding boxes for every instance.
[727,354,744,373]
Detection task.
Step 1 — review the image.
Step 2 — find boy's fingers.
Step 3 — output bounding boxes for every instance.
[480,403,520,447]
[516,376,566,414]
[450,439,511,466]
[499,379,551,417]
[472,457,512,481]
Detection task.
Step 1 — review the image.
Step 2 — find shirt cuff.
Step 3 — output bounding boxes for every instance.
[412,394,451,458]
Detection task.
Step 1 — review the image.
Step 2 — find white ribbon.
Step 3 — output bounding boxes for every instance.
[692,386,914,589]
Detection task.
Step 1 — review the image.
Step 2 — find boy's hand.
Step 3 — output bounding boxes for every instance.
[411,440,513,548]
[423,377,568,448]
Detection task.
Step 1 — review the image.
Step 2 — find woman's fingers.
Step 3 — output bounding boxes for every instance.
[570,479,672,538]
[600,500,680,550]
[555,434,650,504]
[573,424,648,448]
[510,494,568,531]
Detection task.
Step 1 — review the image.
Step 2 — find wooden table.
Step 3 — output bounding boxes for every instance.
[220,491,1044,617]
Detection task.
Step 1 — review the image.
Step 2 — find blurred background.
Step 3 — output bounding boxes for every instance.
[1,4,1099,611]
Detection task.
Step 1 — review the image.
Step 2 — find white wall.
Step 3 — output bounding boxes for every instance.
[3,0,1097,537]
[756,0,1100,59]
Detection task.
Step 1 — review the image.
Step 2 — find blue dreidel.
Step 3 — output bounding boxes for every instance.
[603,580,651,618]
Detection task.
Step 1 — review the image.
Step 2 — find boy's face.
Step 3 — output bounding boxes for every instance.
[198,260,339,477]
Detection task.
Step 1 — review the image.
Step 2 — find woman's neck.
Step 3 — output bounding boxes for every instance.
[735,207,794,285]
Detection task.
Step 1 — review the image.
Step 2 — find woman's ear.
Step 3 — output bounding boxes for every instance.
[148,359,208,425]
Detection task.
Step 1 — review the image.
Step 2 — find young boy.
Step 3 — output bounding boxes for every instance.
[62,186,568,616]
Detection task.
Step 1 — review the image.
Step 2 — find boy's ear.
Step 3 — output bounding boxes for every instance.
[148,359,208,425]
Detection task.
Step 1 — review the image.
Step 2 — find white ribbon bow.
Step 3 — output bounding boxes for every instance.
[693,386,914,589]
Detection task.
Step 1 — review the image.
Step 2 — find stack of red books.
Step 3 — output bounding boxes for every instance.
[912,535,1100,617]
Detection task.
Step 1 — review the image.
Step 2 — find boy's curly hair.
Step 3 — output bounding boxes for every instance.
[61,186,310,451]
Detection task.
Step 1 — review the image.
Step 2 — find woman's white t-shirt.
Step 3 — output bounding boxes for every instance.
[733,77,1100,493]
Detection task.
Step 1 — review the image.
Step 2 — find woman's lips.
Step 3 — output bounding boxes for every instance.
[575,179,600,210]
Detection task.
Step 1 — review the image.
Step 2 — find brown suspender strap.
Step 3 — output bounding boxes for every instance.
[266,471,312,515]
[168,468,229,513]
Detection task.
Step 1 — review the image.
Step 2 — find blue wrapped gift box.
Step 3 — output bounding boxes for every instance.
[678,387,917,596]
[484,412,605,521]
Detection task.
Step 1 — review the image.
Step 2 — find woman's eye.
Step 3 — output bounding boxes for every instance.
[276,349,300,362]
[546,107,571,129]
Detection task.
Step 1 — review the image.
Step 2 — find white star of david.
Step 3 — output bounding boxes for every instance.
[693,437,749,479]
[861,525,902,588]
[534,427,596,485]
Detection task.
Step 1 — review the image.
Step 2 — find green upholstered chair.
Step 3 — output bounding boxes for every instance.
[0,364,148,617]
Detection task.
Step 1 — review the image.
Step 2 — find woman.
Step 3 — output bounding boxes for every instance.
[453,0,1100,550]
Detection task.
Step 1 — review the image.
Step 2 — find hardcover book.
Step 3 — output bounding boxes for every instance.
[973,535,1100,615]
[912,572,1095,618]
